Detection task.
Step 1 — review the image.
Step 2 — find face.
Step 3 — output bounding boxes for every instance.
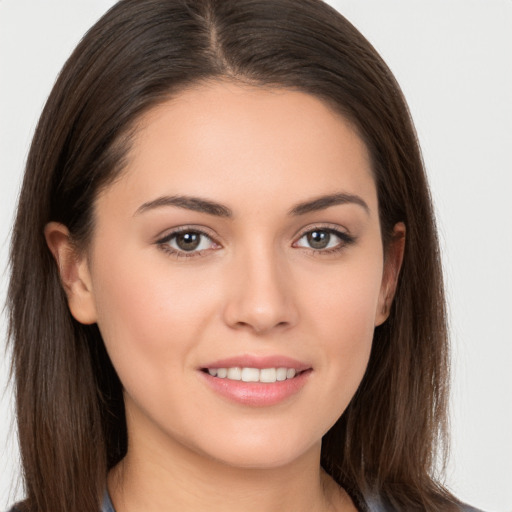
[52,82,402,470]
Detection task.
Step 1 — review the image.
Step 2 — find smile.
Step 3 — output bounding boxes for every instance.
[205,367,298,383]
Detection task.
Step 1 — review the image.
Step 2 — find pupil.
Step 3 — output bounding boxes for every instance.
[176,232,200,251]
[307,230,330,249]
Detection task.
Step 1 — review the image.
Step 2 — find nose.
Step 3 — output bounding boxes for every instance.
[222,244,299,334]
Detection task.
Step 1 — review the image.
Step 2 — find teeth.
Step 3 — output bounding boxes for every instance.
[241,367,260,382]
[206,367,300,383]
[259,368,276,383]
[286,368,296,379]
[276,367,287,381]
[227,367,242,380]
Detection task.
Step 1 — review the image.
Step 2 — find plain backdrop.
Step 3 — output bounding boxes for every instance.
[1,1,511,511]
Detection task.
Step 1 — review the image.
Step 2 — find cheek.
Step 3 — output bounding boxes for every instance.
[299,255,383,414]
[89,245,218,384]
[302,250,383,342]
[89,247,225,447]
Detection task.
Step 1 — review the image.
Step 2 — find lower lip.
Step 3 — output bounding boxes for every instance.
[199,370,312,407]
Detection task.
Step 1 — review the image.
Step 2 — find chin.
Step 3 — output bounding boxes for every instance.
[206,445,314,470]
[187,426,323,471]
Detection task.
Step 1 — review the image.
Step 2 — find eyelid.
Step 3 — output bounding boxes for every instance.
[155,225,222,258]
[292,223,352,241]
[292,223,356,252]
[155,224,220,243]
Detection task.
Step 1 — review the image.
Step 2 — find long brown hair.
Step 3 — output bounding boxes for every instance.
[8,1,455,510]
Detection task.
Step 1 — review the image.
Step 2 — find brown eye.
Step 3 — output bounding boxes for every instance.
[175,232,202,251]
[306,230,331,249]
[159,229,218,255]
[294,227,354,252]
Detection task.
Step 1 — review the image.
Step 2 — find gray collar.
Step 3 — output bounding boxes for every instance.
[102,491,116,512]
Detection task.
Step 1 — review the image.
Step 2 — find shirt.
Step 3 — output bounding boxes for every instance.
[99,491,484,512]
[7,490,485,511]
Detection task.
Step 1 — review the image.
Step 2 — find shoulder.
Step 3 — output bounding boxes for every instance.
[459,505,486,512]
[360,494,487,512]
[7,494,114,512]
[6,496,113,512]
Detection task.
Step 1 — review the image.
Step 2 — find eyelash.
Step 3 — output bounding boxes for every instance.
[293,225,356,255]
[156,225,355,259]
[156,226,219,259]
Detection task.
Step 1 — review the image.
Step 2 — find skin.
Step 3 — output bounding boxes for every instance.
[46,81,405,512]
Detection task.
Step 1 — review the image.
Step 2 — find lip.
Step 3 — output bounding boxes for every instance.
[198,354,312,407]
[201,354,311,372]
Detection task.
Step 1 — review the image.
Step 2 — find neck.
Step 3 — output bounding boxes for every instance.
[108,431,353,512]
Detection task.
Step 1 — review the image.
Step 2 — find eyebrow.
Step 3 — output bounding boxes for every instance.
[134,192,369,218]
[288,193,370,216]
[135,195,233,217]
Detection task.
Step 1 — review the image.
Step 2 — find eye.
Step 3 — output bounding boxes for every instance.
[294,228,354,252]
[157,228,219,256]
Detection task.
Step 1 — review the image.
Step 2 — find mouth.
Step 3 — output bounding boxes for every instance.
[198,356,312,407]
[201,366,306,383]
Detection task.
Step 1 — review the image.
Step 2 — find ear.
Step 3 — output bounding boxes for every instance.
[375,222,406,326]
[44,222,97,325]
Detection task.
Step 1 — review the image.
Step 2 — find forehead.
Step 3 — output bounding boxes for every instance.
[99,81,377,216]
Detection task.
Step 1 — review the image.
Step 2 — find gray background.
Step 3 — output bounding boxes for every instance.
[1,1,511,510]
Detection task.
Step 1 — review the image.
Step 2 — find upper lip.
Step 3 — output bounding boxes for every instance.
[201,354,311,372]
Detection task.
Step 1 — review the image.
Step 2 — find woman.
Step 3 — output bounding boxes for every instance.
[6,0,484,511]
